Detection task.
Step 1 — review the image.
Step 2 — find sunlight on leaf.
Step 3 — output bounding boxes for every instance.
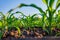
[42,0,48,5]
[56,0,60,9]
[0,21,2,27]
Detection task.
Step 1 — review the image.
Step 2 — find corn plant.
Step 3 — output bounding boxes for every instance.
[14,0,60,35]
[0,9,26,38]
[54,10,60,30]
[20,14,38,29]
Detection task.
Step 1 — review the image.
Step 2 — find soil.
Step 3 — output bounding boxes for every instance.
[1,27,60,40]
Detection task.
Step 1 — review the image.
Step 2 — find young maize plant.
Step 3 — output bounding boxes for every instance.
[0,9,25,38]
[13,0,60,35]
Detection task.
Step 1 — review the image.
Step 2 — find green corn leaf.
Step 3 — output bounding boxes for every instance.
[30,4,45,13]
[56,0,60,9]
[15,27,21,36]
[8,9,14,13]
[0,12,4,17]
[0,21,2,27]
[17,3,48,20]
[49,0,55,7]
[49,0,55,12]
[17,4,46,16]
[31,14,37,18]
[18,3,29,8]
[29,4,47,17]
[58,10,60,13]
[42,0,48,5]
[53,0,60,13]
[0,32,3,40]
[16,11,26,17]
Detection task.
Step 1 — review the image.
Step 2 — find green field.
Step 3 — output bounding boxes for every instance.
[0,0,60,40]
